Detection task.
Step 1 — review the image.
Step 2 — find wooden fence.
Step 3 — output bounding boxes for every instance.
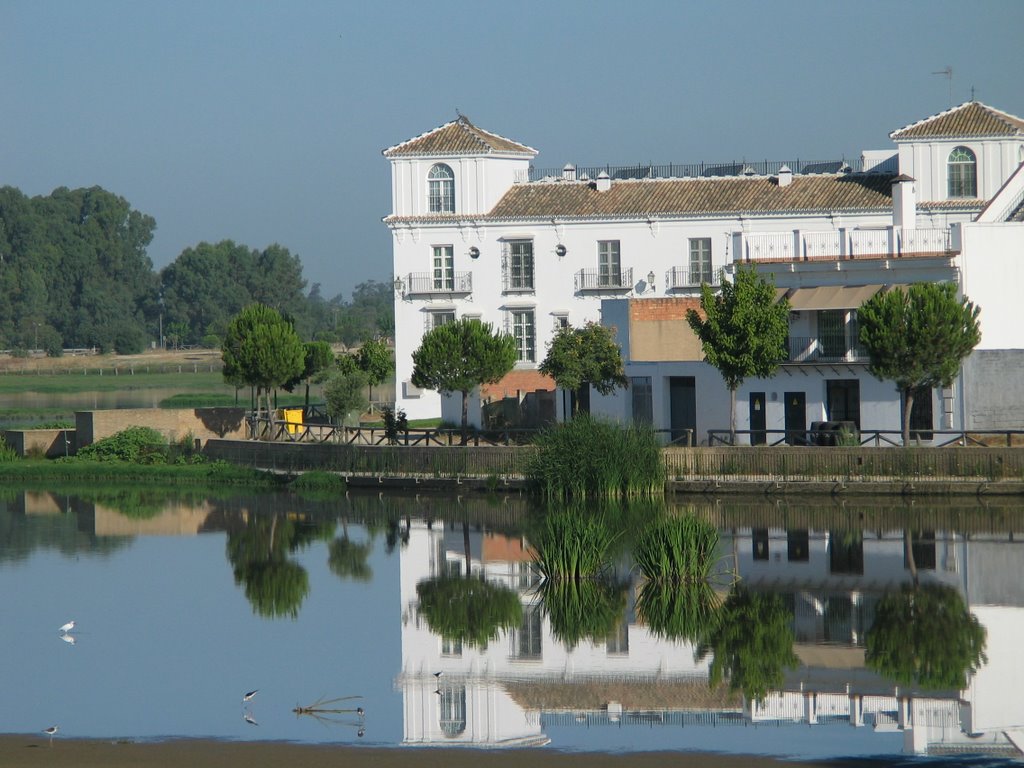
[204,439,1024,485]
[663,447,1024,482]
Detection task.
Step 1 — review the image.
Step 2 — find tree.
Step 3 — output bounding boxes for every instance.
[858,282,981,445]
[686,267,789,441]
[865,584,987,690]
[354,336,393,404]
[411,318,517,444]
[221,304,305,428]
[324,369,369,425]
[540,322,628,416]
[283,340,336,407]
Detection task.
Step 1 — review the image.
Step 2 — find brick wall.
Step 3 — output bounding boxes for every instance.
[629,297,704,361]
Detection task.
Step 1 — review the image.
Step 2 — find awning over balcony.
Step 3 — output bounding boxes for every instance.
[783,284,884,311]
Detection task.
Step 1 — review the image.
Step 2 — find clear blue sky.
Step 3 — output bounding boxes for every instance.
[3,0,1022,301]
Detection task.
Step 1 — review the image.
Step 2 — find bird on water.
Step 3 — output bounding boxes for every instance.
[58,621,75,634]
[243,689,259,702]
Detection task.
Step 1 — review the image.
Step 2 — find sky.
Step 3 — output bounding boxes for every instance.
[2,0,1023,301]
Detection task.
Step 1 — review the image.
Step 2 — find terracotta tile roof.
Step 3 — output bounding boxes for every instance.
[383,115,537,158]
[890,101,1024,140]
[484,173,896,220]
[383,174,896,224]
[918,199,986,211]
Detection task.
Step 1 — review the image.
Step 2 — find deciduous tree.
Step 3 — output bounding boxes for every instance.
[858,282,980,445]
[540,322,628,416]
[354,336,393,404]
[411,318,517,443]
[686,268,789,441]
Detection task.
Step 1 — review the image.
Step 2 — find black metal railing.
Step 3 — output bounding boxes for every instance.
[575,267,633,292]
[666,266,719,289]
[785,335,867,363]
[523,158,855,183]
[403,271,473,296]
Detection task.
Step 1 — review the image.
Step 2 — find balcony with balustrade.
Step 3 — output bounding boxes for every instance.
[401,272,473,298]
[738,227,954,264]
[575,267,633,293]
[665,266,721,291]
[785,334,867,364]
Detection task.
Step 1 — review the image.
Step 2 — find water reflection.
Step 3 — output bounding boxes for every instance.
[3,489,1024,761]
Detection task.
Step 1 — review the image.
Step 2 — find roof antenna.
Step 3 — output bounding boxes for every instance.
[931,66,953,107]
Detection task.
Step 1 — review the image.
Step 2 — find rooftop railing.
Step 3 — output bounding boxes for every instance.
[519,158,856,183]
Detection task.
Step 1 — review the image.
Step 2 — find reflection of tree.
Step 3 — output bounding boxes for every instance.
[866,583,987,690]
[328,519,373,582]
[416,576,522,649]
[696,586,798,704]
[226,512,326,619]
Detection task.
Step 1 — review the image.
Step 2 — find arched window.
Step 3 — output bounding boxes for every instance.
[438,685,466,737]
[428,164,455,213]
[948,146,977,198]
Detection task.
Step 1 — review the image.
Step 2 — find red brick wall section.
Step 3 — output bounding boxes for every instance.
[481,369,556,401]
[628,297,704,322]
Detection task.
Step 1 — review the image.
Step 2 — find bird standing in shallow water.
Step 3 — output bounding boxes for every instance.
[242,689,258,702]
[43,726,57,745]
[58,621,74,634]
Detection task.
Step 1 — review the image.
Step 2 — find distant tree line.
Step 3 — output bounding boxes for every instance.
[0,185,393,354]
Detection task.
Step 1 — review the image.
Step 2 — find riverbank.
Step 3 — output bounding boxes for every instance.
[0,735,886,768]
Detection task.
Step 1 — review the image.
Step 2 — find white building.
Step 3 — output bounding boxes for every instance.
[383,103,1024,437]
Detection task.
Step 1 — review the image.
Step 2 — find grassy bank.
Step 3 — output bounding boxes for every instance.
[0,458,285,488]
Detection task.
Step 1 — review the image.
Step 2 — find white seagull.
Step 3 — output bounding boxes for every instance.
[58,620,75,634]
[242,689,259,703]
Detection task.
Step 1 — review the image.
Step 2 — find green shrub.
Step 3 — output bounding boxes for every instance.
[527,414,664,500]
[76,426,169,463]
[0,438,20,463]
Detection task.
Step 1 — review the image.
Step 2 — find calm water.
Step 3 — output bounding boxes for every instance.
[2,489,1024,765]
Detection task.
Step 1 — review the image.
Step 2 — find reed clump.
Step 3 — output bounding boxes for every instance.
[527,415,665,501]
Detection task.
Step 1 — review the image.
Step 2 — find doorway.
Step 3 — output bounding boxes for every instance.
[784,392,806,445]
[826,380,861,427]
[749,392,766,445]
[669,377,696,445]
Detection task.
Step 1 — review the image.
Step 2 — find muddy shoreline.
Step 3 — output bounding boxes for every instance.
[0,735,884,768]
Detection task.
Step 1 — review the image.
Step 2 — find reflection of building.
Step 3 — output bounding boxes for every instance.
[399,513,1024,758]
[727,525,1024,757]
[397,520,721,747]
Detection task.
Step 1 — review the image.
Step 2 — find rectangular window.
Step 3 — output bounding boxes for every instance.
[512,309,535,362]
[504,240,534,291]
[514,604,543,660]
[432,245,454,291]
[605,619,629,656]
[430,311,455,330]
[787,529,809,562]
[630,376,653,424]
[598,240,621,287]
[552,313,569,331]
[689,238,712,284]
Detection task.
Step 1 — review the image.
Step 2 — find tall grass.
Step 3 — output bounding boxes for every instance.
[531,508,621,581]
[527,415,665,501]
[634,514,720,582]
